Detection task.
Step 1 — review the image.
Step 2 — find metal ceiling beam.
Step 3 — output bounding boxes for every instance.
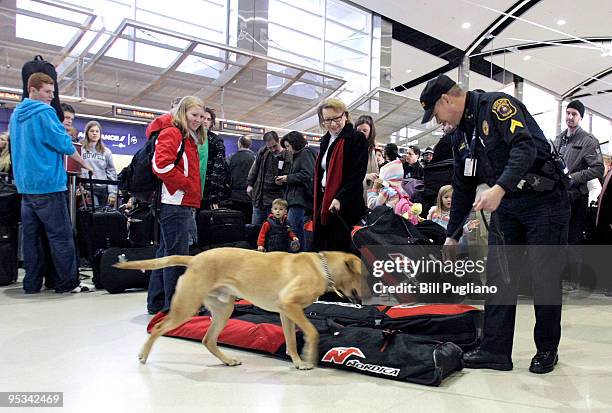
[127,41,198,104]
[53,14,97,69]
[563,66,612,99]
[241,70,306,119]
[470,37,612,58]
[465,0,541,57]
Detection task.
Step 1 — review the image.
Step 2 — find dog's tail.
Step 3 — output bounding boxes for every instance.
[113,255,193,270]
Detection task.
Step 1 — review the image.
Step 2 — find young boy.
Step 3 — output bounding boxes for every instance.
[257,199,300,252]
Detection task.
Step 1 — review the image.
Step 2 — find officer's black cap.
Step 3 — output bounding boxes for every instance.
[419,74,457,124]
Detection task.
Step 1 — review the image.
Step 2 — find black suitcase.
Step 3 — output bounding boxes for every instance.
[97,246,156,294]
[0,224,18,286]
[197,208,245,247]
[77,209,130,259]
[127,205,157,247]
[0,178,20,226]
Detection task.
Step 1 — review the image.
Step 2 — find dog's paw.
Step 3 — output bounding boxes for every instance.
[224,358,242,367]
[295,361,315,370]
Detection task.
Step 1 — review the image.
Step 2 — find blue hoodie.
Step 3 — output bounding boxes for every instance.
[9,98,75,194]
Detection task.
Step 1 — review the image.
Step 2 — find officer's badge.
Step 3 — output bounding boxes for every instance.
[459,142,466,151]
[492,98,517,121]
[482,120,489,136]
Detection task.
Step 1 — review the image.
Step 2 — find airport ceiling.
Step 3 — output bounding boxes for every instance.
[354,0,612,120]
[0,2,345,128]
[0,0,610,141]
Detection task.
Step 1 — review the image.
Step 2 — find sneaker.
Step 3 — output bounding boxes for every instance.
[71,285,93,293]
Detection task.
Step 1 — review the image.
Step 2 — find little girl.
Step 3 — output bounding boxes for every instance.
[368,160,421,225]
[428,185,479,234]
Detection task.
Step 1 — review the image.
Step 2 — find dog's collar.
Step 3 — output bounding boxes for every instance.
[318,252,343,298]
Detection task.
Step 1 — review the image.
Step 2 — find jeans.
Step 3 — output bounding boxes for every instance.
[252,205,271,226]
[147,204,195,313]
[287,206,305,252]
[21,192,79,293]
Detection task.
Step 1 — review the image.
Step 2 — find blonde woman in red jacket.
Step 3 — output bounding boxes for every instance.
[146,96,205,314]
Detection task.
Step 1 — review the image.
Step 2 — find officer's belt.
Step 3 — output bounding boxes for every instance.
[516,173,557,192]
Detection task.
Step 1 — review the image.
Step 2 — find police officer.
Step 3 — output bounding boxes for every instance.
[419,75,570,374]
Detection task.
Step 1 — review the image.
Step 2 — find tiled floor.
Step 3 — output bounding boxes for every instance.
[1,271,611,413]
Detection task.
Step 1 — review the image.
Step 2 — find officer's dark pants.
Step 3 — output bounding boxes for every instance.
[481,187,570,356]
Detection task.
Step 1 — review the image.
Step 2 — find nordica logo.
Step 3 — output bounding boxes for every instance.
[321,347,400,377]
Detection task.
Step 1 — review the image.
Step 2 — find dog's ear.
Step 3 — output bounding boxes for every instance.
[344,256,362,275]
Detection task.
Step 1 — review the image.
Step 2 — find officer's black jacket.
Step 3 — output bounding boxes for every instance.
[448,91,553,240]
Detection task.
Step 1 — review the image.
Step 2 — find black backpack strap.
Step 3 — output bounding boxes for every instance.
[34,55,44,61]
[174,137,187,166]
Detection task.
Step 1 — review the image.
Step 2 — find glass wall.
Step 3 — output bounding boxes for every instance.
[522,82,558,140]
[267,0,374,103]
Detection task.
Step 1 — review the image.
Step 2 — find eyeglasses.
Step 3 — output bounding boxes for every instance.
[322,114,344,125]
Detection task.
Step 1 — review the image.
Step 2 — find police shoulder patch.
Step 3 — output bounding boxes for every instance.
[482,120,489,136]
[492,98,517,121]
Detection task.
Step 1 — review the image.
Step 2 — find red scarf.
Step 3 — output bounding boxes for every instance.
[314,136,345,226]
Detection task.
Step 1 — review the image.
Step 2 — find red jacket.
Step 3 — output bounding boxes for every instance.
[147,114,201,208]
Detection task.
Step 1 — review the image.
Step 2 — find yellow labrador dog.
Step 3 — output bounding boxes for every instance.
[115,248,365,370]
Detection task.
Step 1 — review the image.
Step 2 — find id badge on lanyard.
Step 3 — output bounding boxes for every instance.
[464,132,478,177]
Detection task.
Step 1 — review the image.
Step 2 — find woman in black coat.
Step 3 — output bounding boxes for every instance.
[201,107,231,209]
[275,131,316,251]
[312,98,368,252]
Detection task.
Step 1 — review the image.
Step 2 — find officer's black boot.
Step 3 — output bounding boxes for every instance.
[463,347,513,371]
[529,350,558,374]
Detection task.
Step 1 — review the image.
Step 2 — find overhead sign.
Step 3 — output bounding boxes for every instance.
[113,106,163,122]
[74,118,147,156]
[0,89,22,103]
[221,121,265,135]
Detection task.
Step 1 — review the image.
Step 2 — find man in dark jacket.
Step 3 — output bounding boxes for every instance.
[228,135,255,223]
[247,131,292,225]
[554,100,604,246]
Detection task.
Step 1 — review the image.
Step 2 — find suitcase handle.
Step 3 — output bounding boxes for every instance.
[88,171,95,213]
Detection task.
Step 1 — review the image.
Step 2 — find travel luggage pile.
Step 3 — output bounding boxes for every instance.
[148,300,482,386]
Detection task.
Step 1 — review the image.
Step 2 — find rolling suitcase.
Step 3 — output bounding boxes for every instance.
[77,208,129,258]
[97,246,156,294]
[0,224,18,286]
[197,208,245,248]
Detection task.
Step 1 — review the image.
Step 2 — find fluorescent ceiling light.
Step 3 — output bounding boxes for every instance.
[461,22,471,29]
[405,69,412,73]
[523,55,532,61]
[556,19,566,25]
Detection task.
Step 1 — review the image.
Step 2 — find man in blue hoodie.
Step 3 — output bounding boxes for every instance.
[10,72,93,294]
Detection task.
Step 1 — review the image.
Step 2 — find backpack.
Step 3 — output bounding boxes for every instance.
[21,55,64,122]
[117,132,186,202]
